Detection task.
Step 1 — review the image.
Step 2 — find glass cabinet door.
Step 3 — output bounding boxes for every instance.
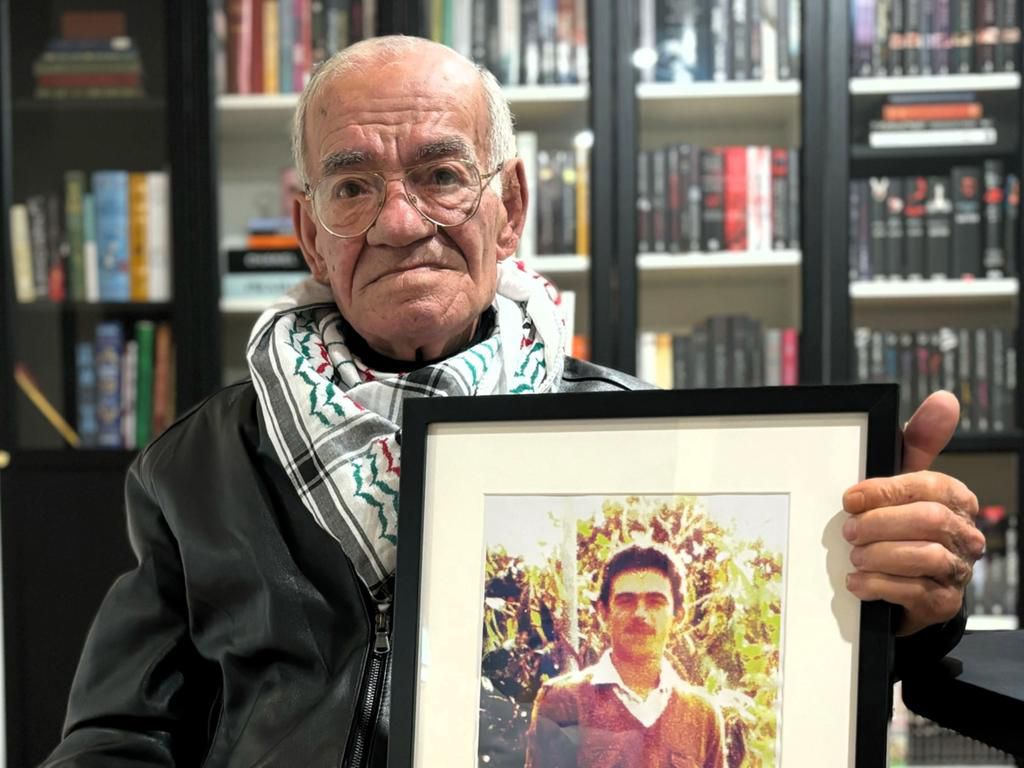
[3,0,175,452]
[632,0,803,391]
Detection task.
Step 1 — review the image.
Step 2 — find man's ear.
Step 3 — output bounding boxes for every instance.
[293,193,329,284]
[495,158,527,261]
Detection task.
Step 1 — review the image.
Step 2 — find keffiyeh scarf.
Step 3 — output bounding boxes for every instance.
[247,260,566,596]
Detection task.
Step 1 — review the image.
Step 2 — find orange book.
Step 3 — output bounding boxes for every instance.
[129,172,149,301]
[151,322,173,435]
[571,335,590,361]
[247,233,300,249]
[881,102,983,122]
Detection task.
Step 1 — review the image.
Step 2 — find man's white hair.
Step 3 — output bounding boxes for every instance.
[291,36,516,192]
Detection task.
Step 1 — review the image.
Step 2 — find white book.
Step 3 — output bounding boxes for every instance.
[452,0,473,59]
[501,0,520,85]
[868,128,998,148]
[121,338,138,450]
[8,204,35,302]
[764,327,782,386]
[83,193,100,302]
[146,171,172,301]
[760,0,779,81]
[517,131,539,261]
[637,331,658,385]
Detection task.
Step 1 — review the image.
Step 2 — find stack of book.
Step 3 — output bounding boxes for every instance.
[637,314,799,389]
[636,144,800,254]
[77,320,175,450]
[853,325,1017,430]
[33,11,144,100]
[968,505,1019,618]
[222,216,309,303]
[638,0,802,83]
[8,169,171,304]
[865,92,999,150]
[851,0,1021,76]
[848,162,1018,280]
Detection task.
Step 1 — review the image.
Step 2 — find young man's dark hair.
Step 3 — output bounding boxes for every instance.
[597,543,684,615]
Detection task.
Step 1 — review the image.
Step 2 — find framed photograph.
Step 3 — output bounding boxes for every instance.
[390,385,900,768]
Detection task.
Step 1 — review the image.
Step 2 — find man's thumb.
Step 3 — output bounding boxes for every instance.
[902,391,960,473]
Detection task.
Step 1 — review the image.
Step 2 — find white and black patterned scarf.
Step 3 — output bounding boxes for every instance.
[247,259,566,596]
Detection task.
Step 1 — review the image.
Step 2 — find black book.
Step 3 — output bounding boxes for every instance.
[696,0,714,80]
[850,181,864,280]
[1004,173,1019,276]
[559,150,577,254]
[869,177,890,278]
[749,317,763,386]
[520,0,542,85]
[672,334,690,389]
[976,327,991,432]
[915,330,932,406]
[885,177,906,277]
[636,150,652,252]
[656,0,700,83]
[537,149,557,254]
[854,327,871,382]
[920,0,935,74]
[951,166,983,277]
[710,0,730,81]
[692,322,708,388]
[709,315,730,387]
[682,145,703,252]
[730,0,749,79]
[976,0,999,72]
[701,148,726,251]
[889,0,906,74]
[777,0,791,79]
[747,0,762,79]
[992,326,1006,432]
[931,0,951,73]
[729,315,748,387]
[958,327,974,431]
[983,159,1006,277]
[925,176,953,277]
[772,149,790,249]
[903,176,928,278]
[950,0,973,73]
[904,0,923,74]
[871,329,886,381]
[667,144,682,252]
[874,0,892,75]
[471,0,488,69]
[1006,336,1017,429]
[856,179,872,278]
[997,0,1020,71]
[937,327,959,404]
[651,147,667,252]
[899,331,916,423]
[227,248,305,273]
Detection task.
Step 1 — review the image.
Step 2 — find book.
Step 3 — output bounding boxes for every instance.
[951,166,983,277]
[65,170,86,301]
[121,338,138,449]
[903,176,928,278]
[983,159,1006,276]
[92,170,131,301]
[147,171,172,301]
[8,204,35,302]
[517,131,539,260]
[924,176,953,277]
[75,341,98,447]
[152,322,174,435]
[129,172,149,300]
[135,321,156,447]
[95,320,124,448]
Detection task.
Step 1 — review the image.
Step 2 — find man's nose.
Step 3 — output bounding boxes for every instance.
[365,178,435,247]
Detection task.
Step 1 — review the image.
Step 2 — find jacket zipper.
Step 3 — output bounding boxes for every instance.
[347,600,391,767]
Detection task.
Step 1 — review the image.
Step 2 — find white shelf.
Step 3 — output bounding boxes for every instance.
[639,249,801,274]
[850,277,1018,302]
[637,81,801,131]
[965,613,1019,631]
[849,72,1022,94]
[221,297,276,314]
[523,255,590,274]
[217,84,589,136]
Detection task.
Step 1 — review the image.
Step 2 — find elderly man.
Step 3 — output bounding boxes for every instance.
[42,36,983,767]
[525,544,726,768]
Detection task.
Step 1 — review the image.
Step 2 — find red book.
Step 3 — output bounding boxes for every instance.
[249,0,263,93]
[882,102,983,121]
[227,0,244,93]
[293,0,312,90]
[723,146,748,252]
[781,327,799,385]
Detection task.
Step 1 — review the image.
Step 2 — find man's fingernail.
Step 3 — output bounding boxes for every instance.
[844,491,865,513]
[843,517,857,542]
[850,547,864,567]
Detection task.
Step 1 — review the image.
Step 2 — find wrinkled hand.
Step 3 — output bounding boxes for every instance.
[842,391,985,636]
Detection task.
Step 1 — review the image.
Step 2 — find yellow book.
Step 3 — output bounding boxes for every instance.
[9,204,35,302]
[655,333,674,389]
[575,144,590,257]
[129,172,149,301]
[263,0,280,93]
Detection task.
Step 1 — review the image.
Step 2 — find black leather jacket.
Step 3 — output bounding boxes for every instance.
[40,358,965,767]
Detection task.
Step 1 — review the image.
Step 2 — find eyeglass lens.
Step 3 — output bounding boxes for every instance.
[314,160,483,236]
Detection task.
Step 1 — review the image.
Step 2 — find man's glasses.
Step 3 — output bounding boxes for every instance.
[306,158,504,239]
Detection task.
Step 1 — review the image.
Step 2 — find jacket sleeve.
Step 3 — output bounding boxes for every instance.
[524,683,579,768]
[39,458,216,767]
[891,601,968,682]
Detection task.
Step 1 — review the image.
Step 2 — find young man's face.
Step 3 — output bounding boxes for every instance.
[601,567,675,664]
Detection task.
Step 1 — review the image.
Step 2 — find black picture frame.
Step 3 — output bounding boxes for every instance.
[391,384,901,768]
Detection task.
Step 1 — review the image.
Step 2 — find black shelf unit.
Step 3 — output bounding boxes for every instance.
[0,1,219,765]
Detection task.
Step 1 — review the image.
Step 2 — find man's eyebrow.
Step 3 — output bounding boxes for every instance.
[414,137,475,163]
[321,149,375,176]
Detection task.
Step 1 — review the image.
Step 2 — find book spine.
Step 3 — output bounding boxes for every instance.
[636,150,651,252]
[64,170,86,301]
[83,193,99,301]
[904,176,928,277]
[559,149,576,253]
[869,177,890,277]
[932,0,951,73]
[686,146,703,251]
[701,148,726,251]
[890,0,906,74]
[983,159,1006,276]
[787,148,799,249]
[724,146,748,251]
[45,193,67,303]
[850,180,865,279]
[950,0,971,72]
[992,326,1006,431]
[977,0,999,72]
[75,340,98,447]
[128,172,149,301]
[278,0,294,90]
[1004,173,1019,276]
[781,327,798,385]
[854,0,876,76]
[263,0,280,93]
[93,170,130,301]
[771,148,789,249]
[575,143,589,255]
[874,0,892,75]
[651,147,667,251]
[710,0,729,81]
[951,166,983,276]
[8,204,35,302]
[135,320,156,447]
[748,0,762,79]
[959,327,973,431]
[121,338,138,449]
[667,144,682,251]
[904,0,922,74]
[925,175,953,277]
[730,0,748,79]
[250,0,263,92]
[146,172,171,301]
[95,320,124,448]
[976,327,990,431]
[152,322,173,435]
[517,131,539,260]
[998,0,1021,71]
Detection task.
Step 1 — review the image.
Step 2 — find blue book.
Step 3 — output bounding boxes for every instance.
[95,321,124,448]
[92,170,130,301]
[75,341,99,447]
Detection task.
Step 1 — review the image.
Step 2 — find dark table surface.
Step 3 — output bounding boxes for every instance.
[901,630,1024,759]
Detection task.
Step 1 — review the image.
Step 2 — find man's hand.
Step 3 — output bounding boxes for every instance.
[842,391,986,636]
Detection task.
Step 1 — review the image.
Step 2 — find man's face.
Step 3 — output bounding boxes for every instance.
[294,45,523,361]
[602,568,675,663]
